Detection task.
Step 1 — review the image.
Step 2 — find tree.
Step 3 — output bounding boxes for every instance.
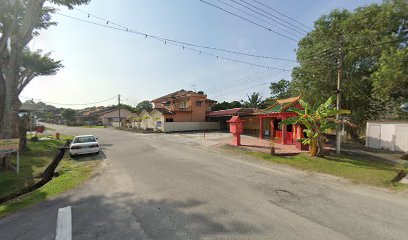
[243,92,263,108]
[0,0,90,140]
[211,101,242,111]
[61,109,77,122]
[371,47,408,120]
[18,49,63,95]
[135,100,153,112]
[281,96,350,157]
[270,79,291,99]
[290,0,408,139]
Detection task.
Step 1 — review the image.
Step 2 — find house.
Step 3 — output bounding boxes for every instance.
[151,89,216,122]
[135,89,220,132]
[93,108,138,127]
[206,108,256,130]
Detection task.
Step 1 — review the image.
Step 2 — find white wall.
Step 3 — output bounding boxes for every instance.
[139,110,165,130]
[366,122,408,152]
[162,122,220,132]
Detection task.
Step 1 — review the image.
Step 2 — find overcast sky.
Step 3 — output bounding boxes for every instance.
[21,0,381,109]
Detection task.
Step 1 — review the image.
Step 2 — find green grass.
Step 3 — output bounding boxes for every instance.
[0,135,101,217]
[222,145,408,190]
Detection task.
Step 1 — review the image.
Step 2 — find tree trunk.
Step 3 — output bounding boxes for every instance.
[309,138,318,157]
[316,136,325,157]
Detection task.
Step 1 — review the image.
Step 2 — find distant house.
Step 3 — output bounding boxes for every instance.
[151,89,216,122]
[93,108,138,127]
[140,89,220,132]
[77,107,138,126]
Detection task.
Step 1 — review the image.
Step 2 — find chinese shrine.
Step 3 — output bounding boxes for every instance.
[255,96,306,149]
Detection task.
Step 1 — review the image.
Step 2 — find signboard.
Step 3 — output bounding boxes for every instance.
[0,138,19,152]
[0,138,20,174]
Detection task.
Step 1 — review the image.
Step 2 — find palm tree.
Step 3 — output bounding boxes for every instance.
[243,92,263,108]
[281,96,350,157]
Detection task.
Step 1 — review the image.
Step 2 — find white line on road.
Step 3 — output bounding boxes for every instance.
[55,206,72,240]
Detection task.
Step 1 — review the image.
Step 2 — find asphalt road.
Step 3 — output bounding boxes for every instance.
[1,125,408,240]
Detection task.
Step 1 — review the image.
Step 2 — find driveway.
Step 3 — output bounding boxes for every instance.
[0,124,407,239]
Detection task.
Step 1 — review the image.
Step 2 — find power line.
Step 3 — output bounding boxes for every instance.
[199,0,298,42]
[73,8,297,62]
[210,70,291,98]
[56,12,293,70]
[20,95,118,106]
[228,0,307,35]
[252,0,313,31]
[215,0,303,39]
[207,62,295,92]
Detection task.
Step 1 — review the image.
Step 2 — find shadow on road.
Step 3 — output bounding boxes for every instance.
[69,192,259,239]
[69,150,107,161]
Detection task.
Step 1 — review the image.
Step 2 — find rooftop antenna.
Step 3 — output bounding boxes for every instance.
[191,85,197,92]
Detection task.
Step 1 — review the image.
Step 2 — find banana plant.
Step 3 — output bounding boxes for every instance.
[281,96,350,157]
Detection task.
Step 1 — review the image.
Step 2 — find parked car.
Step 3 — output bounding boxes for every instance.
[69,135,100,157]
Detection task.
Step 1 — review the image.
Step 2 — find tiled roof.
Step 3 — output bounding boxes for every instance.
[152,89,198,101]
[259,96,302,114]
[153,108,174,115]
[206,108,255,117]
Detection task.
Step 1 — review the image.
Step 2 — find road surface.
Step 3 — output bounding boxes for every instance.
[1,125,407,240]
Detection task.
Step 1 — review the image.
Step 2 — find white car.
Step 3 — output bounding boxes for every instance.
[69,135,100,157]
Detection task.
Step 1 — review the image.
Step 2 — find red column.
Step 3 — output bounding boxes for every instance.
[281,117,287,144]
[270,118,275,139]
[259,117,263,139]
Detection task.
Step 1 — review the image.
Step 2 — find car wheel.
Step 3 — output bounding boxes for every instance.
[95,151,100,155]
[70,153,76,158]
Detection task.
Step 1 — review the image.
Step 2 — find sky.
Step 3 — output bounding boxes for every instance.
[21,0,382,109]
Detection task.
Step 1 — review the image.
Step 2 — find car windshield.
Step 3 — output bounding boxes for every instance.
[74,136,96,143]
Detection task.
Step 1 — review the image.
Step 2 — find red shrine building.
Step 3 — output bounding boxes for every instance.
[254,96,305,148]
[207,96,307,150]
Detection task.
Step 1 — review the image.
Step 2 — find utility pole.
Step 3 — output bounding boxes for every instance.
[118,94,121,128]
[336,38,343,154]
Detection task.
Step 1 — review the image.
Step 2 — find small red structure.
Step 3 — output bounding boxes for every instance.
[256,96,306,150]
[227,116,245,146]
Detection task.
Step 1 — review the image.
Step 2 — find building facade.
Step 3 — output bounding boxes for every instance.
[151,89,216,122]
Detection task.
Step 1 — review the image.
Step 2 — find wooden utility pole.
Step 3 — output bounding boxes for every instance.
[118,94,121,127]
[336,39,343,154]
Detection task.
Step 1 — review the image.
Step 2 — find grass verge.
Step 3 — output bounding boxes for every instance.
[0,134,101,217]
[222,145,408,191]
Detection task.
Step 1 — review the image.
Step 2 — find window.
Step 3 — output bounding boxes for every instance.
[196,101,202,107]
[74,136,96,143]
[179,101,187,108]
[166,118,174,122]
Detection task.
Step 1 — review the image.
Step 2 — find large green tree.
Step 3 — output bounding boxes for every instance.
[0,0,90,140]
[61,108,76,122]
[270,79,291,99]
[135,100,153,112]
[290,0,408,138]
